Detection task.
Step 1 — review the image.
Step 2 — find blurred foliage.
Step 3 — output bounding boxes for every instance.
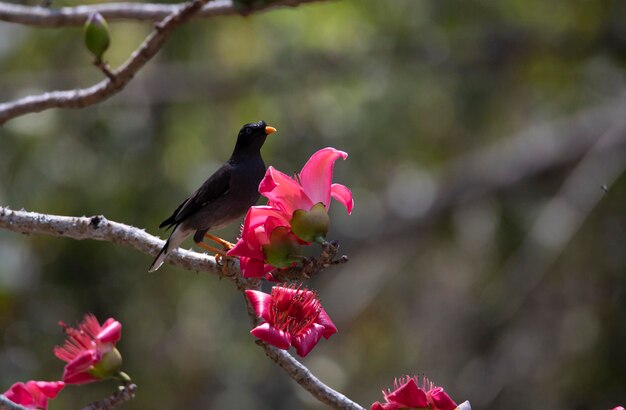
[1,0,625,409]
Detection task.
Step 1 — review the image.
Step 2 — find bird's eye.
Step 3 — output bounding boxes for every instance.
[245,128,252,135]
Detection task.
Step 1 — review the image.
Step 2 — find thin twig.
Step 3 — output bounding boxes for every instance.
[0,0,324,27]
[94,61,116,82]
[0,0,211,125]
[80,383,137,410]
[271,240,348,281]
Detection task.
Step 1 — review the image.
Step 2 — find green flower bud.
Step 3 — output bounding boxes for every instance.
[84,12,110,62]
[290,202,330,243]
[88,347,122,380]
[263,227,301,268]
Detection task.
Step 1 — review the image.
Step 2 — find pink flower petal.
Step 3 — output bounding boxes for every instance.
[292,323,324,357]
[4,383,35,408]
[330,183,354,214]
[250,322,291,350]
[29,381,65,400]
[428,387,457,410]
[228,206,290,260]
[247,206,290,229]
[228,238,262,259]
[62,350,99,384]
[245,290,272,322]
[25,381,65,409]
[240,257,272,278]
[299,148,348,208]
[375,404,402,410]
[259,167,313,215]
[386,378,428,408]
[97,320,121,344]
[63,372,99,385]
[316,308,338,339]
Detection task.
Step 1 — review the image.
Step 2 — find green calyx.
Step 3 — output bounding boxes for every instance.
[263,226,301,268]
[88,347,123,380]
[84,12,110,62]
[290,202,330,243]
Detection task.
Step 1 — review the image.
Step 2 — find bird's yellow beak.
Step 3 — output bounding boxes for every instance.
[265,126,277,135]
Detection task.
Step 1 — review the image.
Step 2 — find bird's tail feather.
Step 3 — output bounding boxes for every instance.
[148,225,191,272]
[148,238,170,272]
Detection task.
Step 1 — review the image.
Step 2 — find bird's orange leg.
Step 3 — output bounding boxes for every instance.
[204,233,235,250]
[196,241,225,255]
[196,241,233,276]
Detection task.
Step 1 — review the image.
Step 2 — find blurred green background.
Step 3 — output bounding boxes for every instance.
[1,0,626,408]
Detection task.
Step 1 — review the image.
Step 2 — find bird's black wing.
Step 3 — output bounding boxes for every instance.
[158,163,232,230]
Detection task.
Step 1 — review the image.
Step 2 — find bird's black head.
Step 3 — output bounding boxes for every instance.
[232,120,276,158]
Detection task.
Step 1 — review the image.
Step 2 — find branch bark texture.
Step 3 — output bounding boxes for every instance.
[81,384,138,410]
[0,206,220,273]
[261,343,365,410]
[0,0,323,27]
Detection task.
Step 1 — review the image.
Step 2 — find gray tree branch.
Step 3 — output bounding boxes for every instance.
[0,0,323,27]
[80,383,137,410]
[0,206,362,409]
[260,343,365,410]
[0,0,214,125]
[0,206,222,273]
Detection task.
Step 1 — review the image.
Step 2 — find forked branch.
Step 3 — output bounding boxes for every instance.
[0,206,361,409]
[0,0,211,124]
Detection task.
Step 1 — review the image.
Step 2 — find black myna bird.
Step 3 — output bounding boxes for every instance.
[149,120,276,272]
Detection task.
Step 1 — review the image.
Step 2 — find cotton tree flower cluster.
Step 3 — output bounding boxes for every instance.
[228,148,349,357]
[228,147,354,278]
[228,147,472,405]
[2,314,128,409]
[246,284,337,357]
[54,314,124,384]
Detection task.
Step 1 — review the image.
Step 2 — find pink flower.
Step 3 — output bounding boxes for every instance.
[53,314,123,384]
[228,147,354,276]
[228,206,298,278]
[3,381,64,410]
[371,376,466,410]
[260,147,353,217]
[612,407,625,410]
[245,284,337,357]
